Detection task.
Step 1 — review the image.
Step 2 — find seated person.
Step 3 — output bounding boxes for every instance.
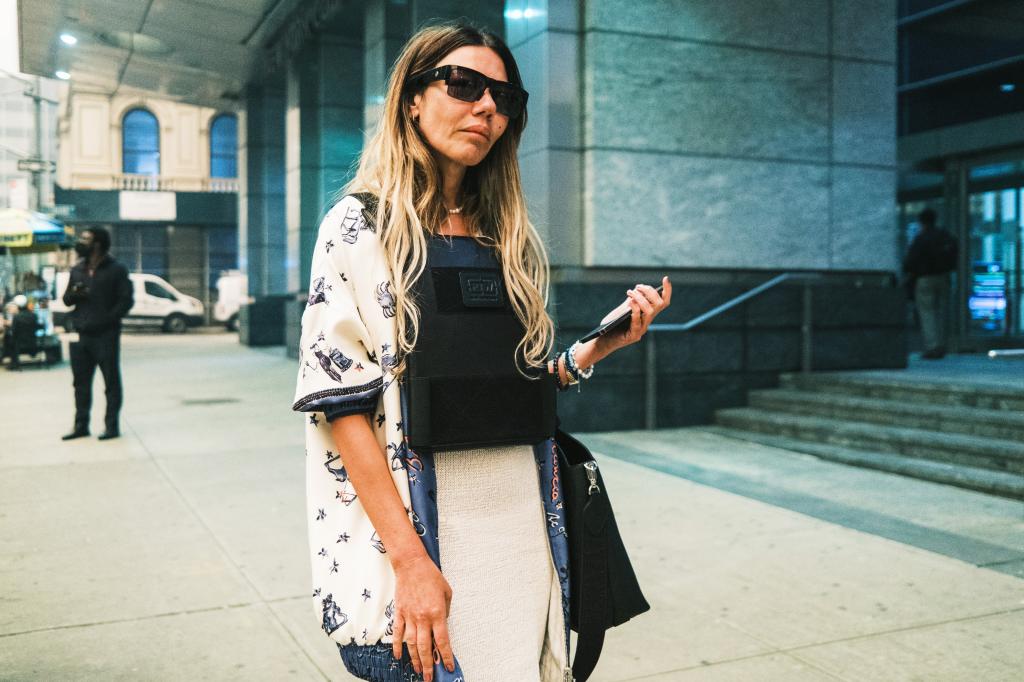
[6,296,40,370]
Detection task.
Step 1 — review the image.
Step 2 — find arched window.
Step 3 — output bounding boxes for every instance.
[209,113,238,178]
[122,108,160,175]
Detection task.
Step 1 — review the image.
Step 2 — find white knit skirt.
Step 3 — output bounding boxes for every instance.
[435,443,567,682]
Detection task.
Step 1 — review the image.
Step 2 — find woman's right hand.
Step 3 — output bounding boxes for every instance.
[392,554,455,680]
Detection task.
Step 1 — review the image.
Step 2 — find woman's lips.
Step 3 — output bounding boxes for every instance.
[462,127,490,141]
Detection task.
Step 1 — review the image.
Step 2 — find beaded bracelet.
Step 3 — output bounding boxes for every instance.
[568,340,594,380]
[551,355,568,391]
[562,348,581,385]
[551,350,575,390]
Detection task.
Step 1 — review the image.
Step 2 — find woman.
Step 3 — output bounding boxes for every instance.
[292,22,671,682]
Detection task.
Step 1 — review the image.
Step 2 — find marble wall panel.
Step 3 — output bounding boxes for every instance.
[832,0,897,63]
[319,106,364,171]
[832,60,896,167]
[312,39,363,107]
[516,30,550,156]
[516,28,580,156]
[547,29,581,147]
[586,32,829,162]
[506,0,579,48]
[585,150,830,269]
[830,166,898,271]
[520,148,581,266]
[585,0,829,55]
[411,0,504,34]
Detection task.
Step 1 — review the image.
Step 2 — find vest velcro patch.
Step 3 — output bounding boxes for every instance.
[458,270,504,307]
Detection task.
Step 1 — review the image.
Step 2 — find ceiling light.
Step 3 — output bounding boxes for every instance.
[97,31,174,56]
[55,70,70,80]
[1000,83,1015,93]
[59,33,78,46]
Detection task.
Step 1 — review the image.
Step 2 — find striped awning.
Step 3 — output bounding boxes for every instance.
[0,209,72,252]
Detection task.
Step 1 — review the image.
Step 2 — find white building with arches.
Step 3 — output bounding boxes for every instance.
[58,93,237,193]
[55,90,239,320]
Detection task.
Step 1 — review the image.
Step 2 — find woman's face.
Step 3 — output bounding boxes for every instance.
[410,45,510,169]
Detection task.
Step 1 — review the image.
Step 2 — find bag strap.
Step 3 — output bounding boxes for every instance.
[572,491,609,681]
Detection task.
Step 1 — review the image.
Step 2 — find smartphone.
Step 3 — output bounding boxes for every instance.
[579,284,665,343]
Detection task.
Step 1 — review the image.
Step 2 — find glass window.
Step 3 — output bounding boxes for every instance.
[209,114,238,178]
[967,190,1011,336]
[144,280,176,300]
[968,162,1020,182]
[122,109,160,175]
[207,226,238,289]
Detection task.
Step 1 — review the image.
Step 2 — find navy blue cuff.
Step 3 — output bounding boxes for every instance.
[324,395,378,422]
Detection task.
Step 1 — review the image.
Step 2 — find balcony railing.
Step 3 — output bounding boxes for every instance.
[110,174,239,193]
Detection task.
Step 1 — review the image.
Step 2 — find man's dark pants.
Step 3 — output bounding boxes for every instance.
[70,330,122,433]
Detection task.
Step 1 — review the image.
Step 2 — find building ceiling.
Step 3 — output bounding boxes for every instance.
[17,0,319,110]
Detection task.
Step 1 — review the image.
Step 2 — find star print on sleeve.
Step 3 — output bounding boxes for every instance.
[318,547,328,557]
[309,414,320,426]
[376,413,385,427]
[337,532,350,543]
[316,508,326,521]
[380,343,398,370]
[330,558,340,574]
[362,589,372,601]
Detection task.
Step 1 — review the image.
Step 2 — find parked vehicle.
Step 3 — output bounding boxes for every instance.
[53,272,204,333]
[213,270,248,332]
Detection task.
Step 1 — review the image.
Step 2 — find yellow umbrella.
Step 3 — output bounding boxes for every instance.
[0,209,72,253]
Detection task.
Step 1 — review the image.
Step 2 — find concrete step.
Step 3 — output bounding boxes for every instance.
[713,407,1024,475]
[705,426,1024,501]
[780,372,1024,411]
[748,389,1024,441]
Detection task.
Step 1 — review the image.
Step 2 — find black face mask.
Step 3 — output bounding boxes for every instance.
[74,241,91,257]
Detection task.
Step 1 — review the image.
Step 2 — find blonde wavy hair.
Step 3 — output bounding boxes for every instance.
[343,22,554,378]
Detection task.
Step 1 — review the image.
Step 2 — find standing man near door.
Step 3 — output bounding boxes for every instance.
[62,227,134,440]
[902,208,958,360]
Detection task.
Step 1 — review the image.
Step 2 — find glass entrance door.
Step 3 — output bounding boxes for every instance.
[967,184,1022,337]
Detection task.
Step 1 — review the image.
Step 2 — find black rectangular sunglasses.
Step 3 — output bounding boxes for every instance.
[405,65,528,119]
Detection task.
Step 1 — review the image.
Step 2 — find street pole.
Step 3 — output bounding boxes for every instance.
[30,76,43,211]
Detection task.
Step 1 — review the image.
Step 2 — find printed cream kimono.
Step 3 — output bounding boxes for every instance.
[292,195,571,681]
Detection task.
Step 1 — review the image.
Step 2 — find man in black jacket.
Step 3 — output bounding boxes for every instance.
[902,208,958,359]
[62,227,134,440]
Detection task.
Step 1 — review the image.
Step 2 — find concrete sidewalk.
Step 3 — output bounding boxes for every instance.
[0,334,1021,681]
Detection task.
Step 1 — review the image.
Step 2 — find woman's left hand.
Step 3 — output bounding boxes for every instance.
[594,276,672,355]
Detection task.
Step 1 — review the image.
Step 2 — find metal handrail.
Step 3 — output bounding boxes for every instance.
[988,349,1024,358]
[642,272,824,429]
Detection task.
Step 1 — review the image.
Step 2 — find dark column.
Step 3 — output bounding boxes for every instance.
[238,77,288,346]
[284,20,365,357]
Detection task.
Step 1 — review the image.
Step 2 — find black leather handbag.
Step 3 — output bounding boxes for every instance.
[555,427,650,682]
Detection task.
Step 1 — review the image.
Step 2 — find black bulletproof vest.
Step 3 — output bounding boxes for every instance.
[401,234,556,451]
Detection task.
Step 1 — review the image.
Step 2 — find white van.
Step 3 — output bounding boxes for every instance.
[53,272,204,333]
[213,270,248,331]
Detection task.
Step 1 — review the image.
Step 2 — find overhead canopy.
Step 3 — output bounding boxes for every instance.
[0,209,73,253]
[16,0,326,110]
